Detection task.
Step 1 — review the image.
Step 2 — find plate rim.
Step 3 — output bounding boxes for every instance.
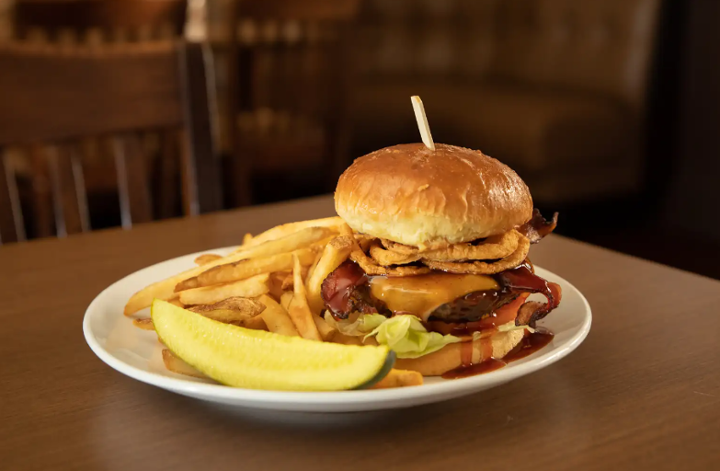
[83,247,592,406]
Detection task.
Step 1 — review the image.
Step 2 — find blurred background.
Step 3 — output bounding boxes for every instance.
[0,0,718,279]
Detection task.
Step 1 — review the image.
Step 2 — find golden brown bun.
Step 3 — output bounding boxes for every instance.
[394,330,524,376]
[335,143,533,248]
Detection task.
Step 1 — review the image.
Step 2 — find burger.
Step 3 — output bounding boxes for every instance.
[320,143,561,376]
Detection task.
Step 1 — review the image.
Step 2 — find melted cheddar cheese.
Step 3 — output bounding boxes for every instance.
[369,273,499,321]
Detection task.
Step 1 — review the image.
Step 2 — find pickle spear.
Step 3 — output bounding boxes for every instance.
[151,299,394,391]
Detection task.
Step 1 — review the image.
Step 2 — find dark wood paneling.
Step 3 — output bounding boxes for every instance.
[14,0,187,39]
[236,0,358,21]
[0,42,184,144]
[226,0,360,206]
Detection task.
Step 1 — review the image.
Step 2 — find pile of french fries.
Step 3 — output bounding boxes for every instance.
[125,216,422,390]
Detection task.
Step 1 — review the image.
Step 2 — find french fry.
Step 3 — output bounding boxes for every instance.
[232,233,254,252]
[189,296,265,315]
[226,225,334,257]
[305,250,323,285]
[362,336,379,346]
[331,333,363,345]
[178,274,270,306]
[235,225,332,256]
[187,297,265,324]
[313,315,336,341]
[237,315,267,330]
[239,217,344,249]
[258,294,299,337]
[355,233,374,252]
[339,223,366,261]
[162,349,206,378]
[370,369,423,389]
[279,272,294,290]
[329,331,378,345]
[176,246,318,291]
[194,254,223,266]
[132,318,155,331]
[306,236,354,315]
[340,223,360,240]
[280,291,293,311]
[311,235,339,251]
[279,266,309,291]
[168,298,184,307]
[269,271,288,299]
[124,227,333,316]
[287,253,322,341]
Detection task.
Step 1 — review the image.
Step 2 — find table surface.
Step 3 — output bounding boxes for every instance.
[2,195,719,471]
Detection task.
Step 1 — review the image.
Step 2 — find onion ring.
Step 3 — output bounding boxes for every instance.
[421,230,520,262]
[349,247,431,276]
[380,230,520,262]
[423,235,530,275]
[368,241,422,266]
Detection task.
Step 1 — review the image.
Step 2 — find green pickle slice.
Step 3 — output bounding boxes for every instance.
[151,299,394,391]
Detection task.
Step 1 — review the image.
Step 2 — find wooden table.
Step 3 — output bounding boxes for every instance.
[2,195,719,471]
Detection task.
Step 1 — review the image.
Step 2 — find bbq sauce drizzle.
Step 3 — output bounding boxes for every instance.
[495,262,562,327]
[321,260,560,378]
[442,330,554,379]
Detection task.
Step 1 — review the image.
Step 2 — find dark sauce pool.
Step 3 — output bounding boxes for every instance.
[441,331,554,379]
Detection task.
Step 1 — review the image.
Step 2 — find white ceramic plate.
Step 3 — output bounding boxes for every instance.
[83,247,591,412]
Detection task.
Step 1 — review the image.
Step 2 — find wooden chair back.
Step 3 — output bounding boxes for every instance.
[14,0,187,42]
[0,41,222,244]
[226,0,359,206]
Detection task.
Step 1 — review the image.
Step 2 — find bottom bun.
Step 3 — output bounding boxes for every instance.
[394,329,524,376]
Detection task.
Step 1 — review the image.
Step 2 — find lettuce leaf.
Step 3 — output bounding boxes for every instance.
[325,313,531,359]
[323,312,386,337]
[364,315,461,359]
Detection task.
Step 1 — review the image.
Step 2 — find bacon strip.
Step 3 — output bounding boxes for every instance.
[518,209,558,244]
[322,261,562,327]
[496,264,562,327]
[321,261,387,319]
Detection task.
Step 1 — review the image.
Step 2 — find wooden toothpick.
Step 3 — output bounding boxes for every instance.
[411,95,435,151]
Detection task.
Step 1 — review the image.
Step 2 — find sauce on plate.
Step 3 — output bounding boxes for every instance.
[442,330,554,379]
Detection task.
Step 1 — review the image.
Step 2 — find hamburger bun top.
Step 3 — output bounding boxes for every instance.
[335,143,533,248]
